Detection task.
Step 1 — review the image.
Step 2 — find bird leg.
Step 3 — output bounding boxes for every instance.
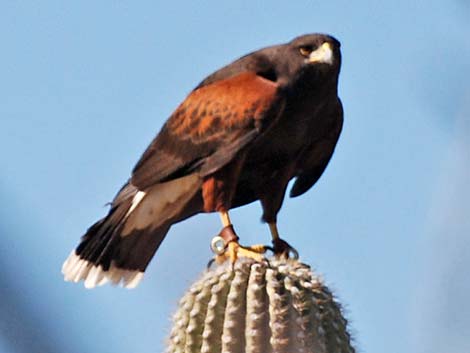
[268,222,299,259]
[211,211,267,264]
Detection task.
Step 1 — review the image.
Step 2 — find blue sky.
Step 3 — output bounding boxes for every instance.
[1,1,469,353]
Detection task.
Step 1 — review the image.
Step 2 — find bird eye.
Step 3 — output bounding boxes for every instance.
[299,46,312,57]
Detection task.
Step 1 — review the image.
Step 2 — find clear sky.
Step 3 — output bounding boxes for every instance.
[1,1,469,353]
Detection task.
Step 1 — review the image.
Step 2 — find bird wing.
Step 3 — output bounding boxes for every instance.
[290,99,343,197]
[62,72,283,289]
[131,72,283,190]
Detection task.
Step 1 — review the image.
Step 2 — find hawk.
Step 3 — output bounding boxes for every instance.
[62,33,343,288]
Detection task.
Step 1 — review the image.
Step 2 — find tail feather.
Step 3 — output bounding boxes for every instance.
[62,174,202,289]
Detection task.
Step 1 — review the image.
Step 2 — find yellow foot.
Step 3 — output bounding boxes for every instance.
[211,237,267,265]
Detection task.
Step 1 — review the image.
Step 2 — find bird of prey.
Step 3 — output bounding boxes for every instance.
[62,33,343,289]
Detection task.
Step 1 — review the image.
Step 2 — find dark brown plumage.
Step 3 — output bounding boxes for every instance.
[62,33,343,288]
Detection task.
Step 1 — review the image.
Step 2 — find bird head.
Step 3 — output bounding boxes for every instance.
[260,34,341,90]
[291,34,340,65]
[195,33,341,94]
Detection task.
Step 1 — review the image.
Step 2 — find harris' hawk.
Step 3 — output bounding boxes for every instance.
[62,33,343,288]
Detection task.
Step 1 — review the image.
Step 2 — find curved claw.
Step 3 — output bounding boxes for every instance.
[207,258,216,269]
[272,238,299,259]
[263,245,275,254]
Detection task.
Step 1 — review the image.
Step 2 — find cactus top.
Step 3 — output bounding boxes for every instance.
[167,258,354,353]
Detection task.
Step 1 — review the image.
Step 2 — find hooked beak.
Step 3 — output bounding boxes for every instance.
[308,42,334,65]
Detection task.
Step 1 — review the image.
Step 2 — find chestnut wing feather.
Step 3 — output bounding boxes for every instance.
[131,73,282,190]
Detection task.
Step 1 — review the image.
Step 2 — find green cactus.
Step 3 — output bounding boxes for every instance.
[167,258,355,353]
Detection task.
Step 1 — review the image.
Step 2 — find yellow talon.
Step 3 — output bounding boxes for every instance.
[212,211,268,265]
[227,241,239,263]
[213,240,267,264]
[247,244,268,254]
[235,243,266,262]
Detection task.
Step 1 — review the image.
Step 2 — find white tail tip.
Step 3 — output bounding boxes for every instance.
[62,251,144,289]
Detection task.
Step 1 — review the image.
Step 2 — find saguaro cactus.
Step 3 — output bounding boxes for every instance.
[166,258,354,353]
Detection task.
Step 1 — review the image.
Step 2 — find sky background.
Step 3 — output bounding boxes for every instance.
[1,1,469,353]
